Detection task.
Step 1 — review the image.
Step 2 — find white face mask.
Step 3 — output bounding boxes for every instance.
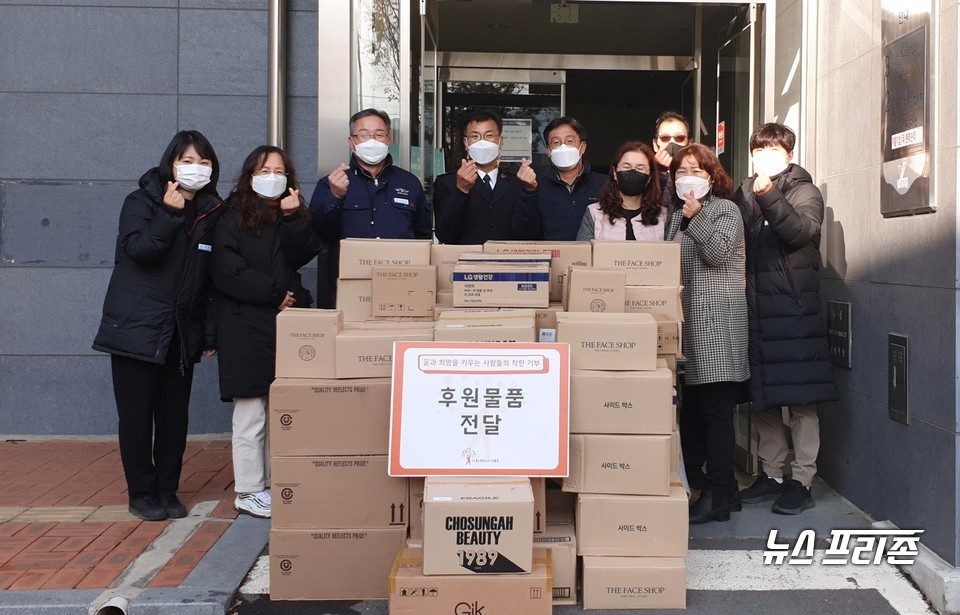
[550,144,581,170]
[252,173,288,200]
[175,164,212,191]
[753,149,790,178]
[354,139,390,165]
[675,175,712,200]
[468,140,500,165]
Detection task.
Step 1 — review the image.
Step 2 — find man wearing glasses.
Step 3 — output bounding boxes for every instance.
[652,111,692,207]
[538,117,607,240]
[433,109,541,244]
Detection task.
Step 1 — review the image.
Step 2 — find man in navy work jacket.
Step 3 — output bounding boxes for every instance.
[538,116,607,240]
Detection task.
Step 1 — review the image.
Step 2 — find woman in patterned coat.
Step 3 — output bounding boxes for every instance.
[664,143,749,524]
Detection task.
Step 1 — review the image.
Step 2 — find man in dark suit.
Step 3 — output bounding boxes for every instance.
[433,109,541,244]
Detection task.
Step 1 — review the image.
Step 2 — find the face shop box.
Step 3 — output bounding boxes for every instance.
[556,312,658,371]
[484,240,592,302]
[433,308,537,342]
[335,322,433,378]
[431,243,483,291]
[591,240,681,285]
[269,378,391,456]
[269,527,406,600]
[422,477,534,575]
[275,309,341,378]
[453,262,550,308]
[272,455,409,529]
[624,285,684,321]
[582,556,686,610]
[564,266,627,313]
[533,523,577,605]
[371,265,437,317]
[562,434,671,496]
[389,548,553,615]
[535,303,564,342]
[339,238,432,280]
[336,279,372,322]
[570,368,674,435]
[576,487,689,557]
[653,314,682,355]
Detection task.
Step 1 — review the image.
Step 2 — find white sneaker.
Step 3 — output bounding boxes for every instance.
[235,490,271,518]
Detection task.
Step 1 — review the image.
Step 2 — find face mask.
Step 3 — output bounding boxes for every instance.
[616,170,650,197]
[753,149,790,178]
[665,141,684,158]
[468,140,500,165]
[354,139,390,165]
[675,175,712,200]
[175,164,212,191]
[550,144,581,170]
[252,173,288,200]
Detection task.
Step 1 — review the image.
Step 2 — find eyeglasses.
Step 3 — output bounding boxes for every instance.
[657,134,688,144]
[352,130,390,141]
[254,169,288,177]
[617,164,651,173]
[548,137,582,149]
[466,132,501,143]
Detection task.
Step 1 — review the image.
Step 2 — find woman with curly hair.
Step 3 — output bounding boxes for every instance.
[576,141,668,240]
[211,145,321,518]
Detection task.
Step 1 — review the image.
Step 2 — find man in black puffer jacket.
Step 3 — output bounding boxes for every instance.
[735,123,838,515]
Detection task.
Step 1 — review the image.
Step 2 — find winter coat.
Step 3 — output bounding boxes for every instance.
[538,160,608,240]
[211,198,322,399]
[93,168,224,366]
[736,164,838,409]
[577,202,668,241]
[665,195,749,386]
[433,169,541,245]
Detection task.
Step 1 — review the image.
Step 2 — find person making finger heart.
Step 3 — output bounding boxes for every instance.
[433,109,542,244]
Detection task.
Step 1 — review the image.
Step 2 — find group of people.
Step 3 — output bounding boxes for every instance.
[93,107,835,527]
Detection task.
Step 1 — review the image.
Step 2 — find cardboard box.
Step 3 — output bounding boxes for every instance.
[531,477,546,534]
[335,325,433,378]
[270,527,406,600]
[576,487,689,557]
[339,238,432,279]
[431,243,483,291]
[535,303,563,343]
[591,240,681,285]
[671,429,680,475]
[582,556,686,610]
[409,477,425,543]
[371,265,437,317]
[570,369,674,435]
[484,240,592,302]
[546,489,577,526]
[624,285,683,321]
[564,266,626,313]
[436,290,454,307]
[269,378,391,456]
[533,523,577,605]
[556,312,658,371]
[433,308,537,342]
[272,456,409,529]
[336,279,372,322]
[389,548,553,615]
[654,314,682,355]
[453,262,550,308]
[422,477,534,575]
[275,309,341,378]
[563,434,671,496]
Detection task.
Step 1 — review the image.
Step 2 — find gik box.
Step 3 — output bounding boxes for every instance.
[576,487,689,557]
[533,523,577,605]
[389,548,553,615]
[591,240,680,285]
[563,266,626,313]
[339,238,432,279]
[336,279,372,322]
[422,477,534,575]
[556,312,658,370]
[275,308,341,378]
[270,527,406,600]
[563,434,671,496]
[431,243,483,291]
[269,378,391,456]
[335,322,433,378]
[582,556,686,610]
[624,285,684,321]
[570,368,674,435]
[484,240,592,302]
[452,262,550,308]
[433,308,536,343]
[371,265,437,317]
[272,455,409,529]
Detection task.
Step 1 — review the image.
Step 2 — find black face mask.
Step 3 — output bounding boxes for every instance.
[665,141,684,158]
[616,170,650,197]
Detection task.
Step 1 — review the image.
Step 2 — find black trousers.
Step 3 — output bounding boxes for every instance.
[680,380,741,494]
[111,341,194,497]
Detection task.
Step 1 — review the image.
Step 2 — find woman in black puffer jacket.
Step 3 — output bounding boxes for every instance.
[94,130,224,521]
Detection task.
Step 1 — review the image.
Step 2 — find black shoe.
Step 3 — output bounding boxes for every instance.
[689,488,739,525]
[740,473,787,504]
[158,493,188,519]
[129,494,168,521]
[772,479,815,515]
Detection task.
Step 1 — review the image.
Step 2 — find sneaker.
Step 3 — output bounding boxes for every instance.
[740,473,786,504]
[772,479,815,515]
[235,490,271,518]
[158,493,188,519]
[129,494,167,521]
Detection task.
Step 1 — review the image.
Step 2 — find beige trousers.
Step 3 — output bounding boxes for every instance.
[752,405,819,488]
[232,396,271,494]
